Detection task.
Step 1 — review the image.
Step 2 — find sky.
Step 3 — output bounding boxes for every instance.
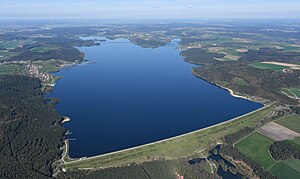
[1,0,300,19]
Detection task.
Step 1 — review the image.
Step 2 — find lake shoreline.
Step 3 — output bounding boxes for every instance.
[52,37,265,164]
[62,103,269,166]
[191,68,268,106]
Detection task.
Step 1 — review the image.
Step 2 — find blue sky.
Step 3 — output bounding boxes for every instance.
[1,0,300,19]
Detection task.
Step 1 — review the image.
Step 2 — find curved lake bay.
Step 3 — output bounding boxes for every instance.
[49,38,262,158]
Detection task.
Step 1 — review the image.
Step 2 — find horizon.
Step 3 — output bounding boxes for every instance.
[1,0,300,19]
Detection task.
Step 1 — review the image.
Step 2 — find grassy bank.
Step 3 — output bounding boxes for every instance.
[63,104,274,170]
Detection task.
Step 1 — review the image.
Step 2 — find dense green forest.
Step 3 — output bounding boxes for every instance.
[0,76,65,179]
[269,141,300,160]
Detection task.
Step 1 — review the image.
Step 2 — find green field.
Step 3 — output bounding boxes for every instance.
[30,46,57,53]
[0,50,19,60]
[249,62,287,71]
[275,114,300,133]
[33,60,60,73]
[284,159,300,173]
[63,104,274,170]
[0,65,19,75]
[284,45,300,52]
[270,161,300,179]
[289,88,300,98]
[235,132,275,170]
[290,137,300,149]
[0,39,33,49]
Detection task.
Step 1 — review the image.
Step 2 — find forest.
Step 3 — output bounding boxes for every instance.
[220,146,277,179]
[191,49,300,105]
[0,75,65,179]
[269,141,300,160]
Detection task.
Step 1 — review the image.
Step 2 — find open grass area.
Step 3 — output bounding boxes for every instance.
[284,45,300,52]
[0,50,19,60]
[0,65,19,75]
[290,137,300,149]
[275,114,300,133]
[284,159,300,173]
[0,39,33,49]
[63,104,274,170]
[33,60,60,73]
[235,132,275,170]
[249,62,287,71]
[30,46,57,53]
[289,88,300,98]
[270,161,300,179]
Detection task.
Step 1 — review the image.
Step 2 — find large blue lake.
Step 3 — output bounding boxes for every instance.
[49,38,262,158]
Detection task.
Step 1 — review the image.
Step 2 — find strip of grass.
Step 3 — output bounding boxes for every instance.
[270,162,300,179]
[64,104,273,169]
[235,132,275,170]
[249,62,287,71]
[275,114,300,133]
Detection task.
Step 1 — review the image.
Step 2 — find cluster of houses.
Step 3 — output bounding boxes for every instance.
[26,63,54,86]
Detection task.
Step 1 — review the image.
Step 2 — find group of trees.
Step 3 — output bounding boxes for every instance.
[10,45,84,62]
[180,48,224,65]
[240,48,300,64]
[193,58,299,105]
[269,141,300,160]
[221,146,277,179]
[0,76,65,179]
[222,127,254,145]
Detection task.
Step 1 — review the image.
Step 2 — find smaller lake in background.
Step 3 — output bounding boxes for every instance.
[48,37,263,158]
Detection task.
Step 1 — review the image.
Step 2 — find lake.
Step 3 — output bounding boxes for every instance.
[49,37,263,158]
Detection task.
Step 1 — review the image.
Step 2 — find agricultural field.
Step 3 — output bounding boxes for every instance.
[32,60,61,73]
[270,161,300,179]
[283,45,300,52]
[289,88,300,98]
[257,122,300,141]
[0,39,34,49]
[235,114,300,178]
[275,114,300,133]
[290,137,300,148]
[0,50,19,60]
[235,132,275,170]
[249,62,287,71]
[0,64,19,75]
[29,46,58,53]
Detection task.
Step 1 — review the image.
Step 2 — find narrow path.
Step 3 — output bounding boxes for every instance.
[200,152,214,173]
